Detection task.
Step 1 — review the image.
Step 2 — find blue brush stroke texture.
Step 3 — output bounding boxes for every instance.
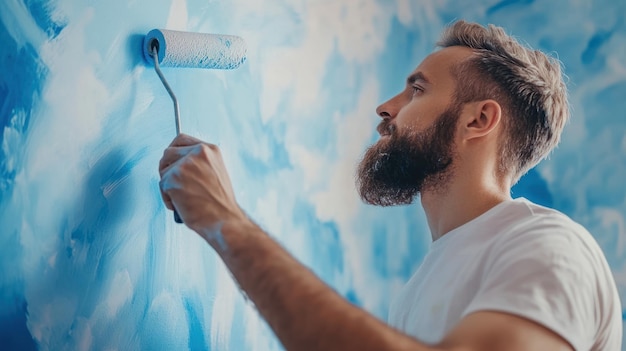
[487,0,535,15]
[0,0,625,350]
[0,1,64,349]
[0,20,43,199]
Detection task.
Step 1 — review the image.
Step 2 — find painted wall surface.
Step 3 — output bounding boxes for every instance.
[1,0,625,350]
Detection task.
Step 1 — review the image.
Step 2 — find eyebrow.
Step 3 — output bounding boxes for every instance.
[407,71,431,86]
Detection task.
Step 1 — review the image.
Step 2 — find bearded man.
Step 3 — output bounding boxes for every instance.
[158,20,622,351]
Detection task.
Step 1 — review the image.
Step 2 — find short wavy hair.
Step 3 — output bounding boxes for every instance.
[438,20,569,184]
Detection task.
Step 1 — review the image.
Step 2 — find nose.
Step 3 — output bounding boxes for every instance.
[376,94,401,119]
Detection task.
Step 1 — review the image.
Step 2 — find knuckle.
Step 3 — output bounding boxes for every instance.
[179,160,192,173]
[161,169,180,188]
[198,144,215,158]
[179,156,199,174]
[159,154,167,166]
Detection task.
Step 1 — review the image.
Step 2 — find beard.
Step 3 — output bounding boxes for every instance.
[356,103,460,206]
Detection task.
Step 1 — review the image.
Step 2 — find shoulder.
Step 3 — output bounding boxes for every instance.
[484,198,614,285]
[491,198,600,258]
[471,198,622,350]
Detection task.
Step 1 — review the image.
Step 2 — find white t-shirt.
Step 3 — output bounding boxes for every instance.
[388,198,622,350]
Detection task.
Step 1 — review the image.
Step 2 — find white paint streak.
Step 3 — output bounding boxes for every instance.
[1,110,26,179]
[231,0,390,122]
[0,0,47,49]
[166,0,188,30]
[309,79,378,224]
[143,291,190,348]
[210,260,238,350]
[105,270,133,318]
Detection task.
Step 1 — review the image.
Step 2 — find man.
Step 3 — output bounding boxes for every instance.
[158,21,622,350]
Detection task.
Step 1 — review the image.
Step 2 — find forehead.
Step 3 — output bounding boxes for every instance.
[411,46,474,87]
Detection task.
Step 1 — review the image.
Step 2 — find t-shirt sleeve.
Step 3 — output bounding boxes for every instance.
[461,225,598,351]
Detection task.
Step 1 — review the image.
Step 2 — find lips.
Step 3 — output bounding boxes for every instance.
[377,122,395,137]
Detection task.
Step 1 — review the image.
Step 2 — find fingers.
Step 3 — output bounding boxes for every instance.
[160,188,174,210]
[158,140,210,211]
[159,141,222,176]
[169,133,204,147]
[159,141,191,212]
[159,145,194,176]
[159,156,185,211]
[157,134,240,231]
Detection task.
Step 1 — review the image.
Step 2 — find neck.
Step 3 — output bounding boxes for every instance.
[420,171,512,241]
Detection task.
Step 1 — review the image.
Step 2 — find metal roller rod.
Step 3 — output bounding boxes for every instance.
[151,46,183,223]
[151,47,181,136]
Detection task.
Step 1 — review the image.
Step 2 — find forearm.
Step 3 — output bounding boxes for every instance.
[202,218,439,351]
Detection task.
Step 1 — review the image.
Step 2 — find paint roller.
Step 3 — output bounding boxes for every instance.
[143,29,247,223]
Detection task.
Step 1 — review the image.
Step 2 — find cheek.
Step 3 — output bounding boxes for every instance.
[394,103,429,132]
[395,98,449,132]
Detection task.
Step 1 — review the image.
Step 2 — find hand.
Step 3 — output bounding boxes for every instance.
[159,134,246,238]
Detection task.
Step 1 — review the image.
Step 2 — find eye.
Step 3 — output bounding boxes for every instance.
[411,85,424,96]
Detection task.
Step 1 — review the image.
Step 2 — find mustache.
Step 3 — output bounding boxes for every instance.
[376,120,396,136]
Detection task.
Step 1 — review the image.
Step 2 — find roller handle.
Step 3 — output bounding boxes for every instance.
[150,44,184,225]
[174,211,183,223]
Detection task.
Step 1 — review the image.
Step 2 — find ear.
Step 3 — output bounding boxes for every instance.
[460,99,502,141]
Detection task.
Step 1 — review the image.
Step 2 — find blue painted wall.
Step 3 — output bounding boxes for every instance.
[0,0,624,349]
